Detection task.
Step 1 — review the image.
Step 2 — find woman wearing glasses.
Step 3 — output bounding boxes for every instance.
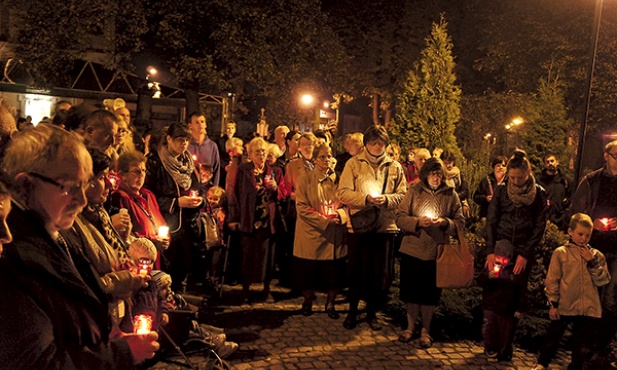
[395,157,464,348]
[111,150,170,269]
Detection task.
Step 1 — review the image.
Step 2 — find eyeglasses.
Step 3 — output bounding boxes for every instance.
[116,128,129,135]
[317,155,332,161]
[128,168,146,176]
[28,172,88,197]
[607,152,617,160]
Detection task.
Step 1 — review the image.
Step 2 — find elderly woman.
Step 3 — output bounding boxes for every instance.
[292,143,347,318]
[395,157,464,347]
[482,149,547,362]
[111,150,170,269]
[337,125,407,330]
[0,124,158,368]
[228,137,279,303]
[473,156,508,220]
[145,123,203,292]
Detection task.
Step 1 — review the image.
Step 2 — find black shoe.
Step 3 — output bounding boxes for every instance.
[366,316,382,331]
[301,303,313,316]
[343,313,357,329]
[325,303,340,320]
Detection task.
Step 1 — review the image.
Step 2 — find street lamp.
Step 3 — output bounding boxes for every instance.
[300,94,314,106]
[300,93,317,131]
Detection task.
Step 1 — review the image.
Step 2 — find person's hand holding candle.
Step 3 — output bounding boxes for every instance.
[367,193,386,205]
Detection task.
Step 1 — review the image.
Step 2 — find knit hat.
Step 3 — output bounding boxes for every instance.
[129,238,157,262]
[151,270,172,289]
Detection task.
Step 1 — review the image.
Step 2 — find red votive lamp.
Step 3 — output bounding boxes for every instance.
[138,258,152,277]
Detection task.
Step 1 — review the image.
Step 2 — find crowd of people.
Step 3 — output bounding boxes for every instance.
[0,96,615,369]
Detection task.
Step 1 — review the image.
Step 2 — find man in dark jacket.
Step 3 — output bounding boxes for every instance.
[536,153,571,231]
[570,140,617,365]
[0,124,158,369]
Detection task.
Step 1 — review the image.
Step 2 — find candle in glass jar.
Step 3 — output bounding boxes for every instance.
[601,218,610,230]
[133,314,152,334]
[189,190,199,198]
[191,154,198,162]
[157,226,169,238]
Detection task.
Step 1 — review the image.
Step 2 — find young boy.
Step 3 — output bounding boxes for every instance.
[151,270,238,359]
[532,213,610,370]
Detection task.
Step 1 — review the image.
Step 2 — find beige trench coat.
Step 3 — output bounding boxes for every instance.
[293,168,347,260]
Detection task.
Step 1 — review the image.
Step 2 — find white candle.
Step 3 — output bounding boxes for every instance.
[157,226,169,238]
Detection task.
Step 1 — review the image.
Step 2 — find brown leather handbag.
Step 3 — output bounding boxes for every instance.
[436,227,475,288]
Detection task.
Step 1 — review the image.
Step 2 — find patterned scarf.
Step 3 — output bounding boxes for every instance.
[158,146,194,191]
[82,204,134,269]
[507,175,537,207]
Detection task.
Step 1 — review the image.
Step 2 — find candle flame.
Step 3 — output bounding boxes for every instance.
[134,314,152,334]
[157,225,169,238]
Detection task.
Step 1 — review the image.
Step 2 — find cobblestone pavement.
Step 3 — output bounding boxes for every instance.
[150,283,571,370]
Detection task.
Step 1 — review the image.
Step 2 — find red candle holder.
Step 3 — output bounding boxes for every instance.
[138,258,152,277]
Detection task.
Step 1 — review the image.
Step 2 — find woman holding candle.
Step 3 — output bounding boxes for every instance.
[337,125,407,330]
[482,149,548,362]
[228,137,279,303]
[395,157,464,347]
[112,150,170,269]
[145,123,203,292]
[292,143,347,318]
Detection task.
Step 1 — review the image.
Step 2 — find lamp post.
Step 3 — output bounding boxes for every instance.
[574,0,603,187]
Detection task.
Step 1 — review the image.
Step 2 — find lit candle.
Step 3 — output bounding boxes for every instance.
[138,258,152,277]
[157,226,169,239]
[493,264,501,273]
[601,218,610,230]
[133,314,152,334]
[425,212,438,222]
[189,190,199,198]
[370,191,380,198]
[324,200,336,216]
[191,154,198,162]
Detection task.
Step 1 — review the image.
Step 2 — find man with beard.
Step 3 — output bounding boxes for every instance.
[536,153,571,231]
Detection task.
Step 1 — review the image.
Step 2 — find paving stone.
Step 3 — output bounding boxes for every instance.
[149,284,572,370]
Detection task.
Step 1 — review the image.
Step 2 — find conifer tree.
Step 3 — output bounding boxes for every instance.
[392,15,462,157]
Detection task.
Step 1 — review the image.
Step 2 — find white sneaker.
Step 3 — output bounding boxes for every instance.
[531,364,546,370]
[216,342,238,359]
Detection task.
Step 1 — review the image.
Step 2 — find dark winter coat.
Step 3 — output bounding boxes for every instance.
[570,166,617,254]
[473,172,501,218]
[536,168,571,229]
[486,182,548,261]
[145,150,201,235]
[228,162,278,234]
[0,204,134,369]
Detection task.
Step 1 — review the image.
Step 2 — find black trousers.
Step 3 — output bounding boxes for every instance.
[346,232,395,314]
[537,315,599,369]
